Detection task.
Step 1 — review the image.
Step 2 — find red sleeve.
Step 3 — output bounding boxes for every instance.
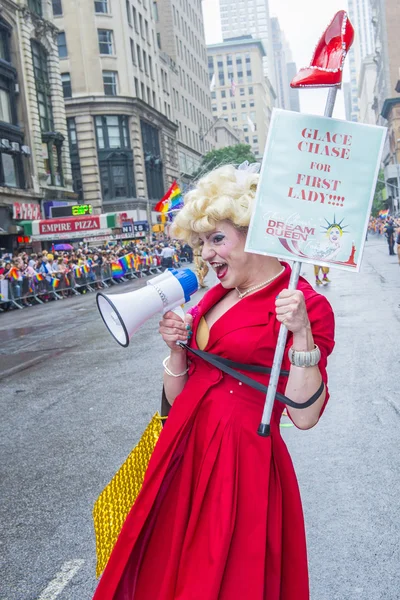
[305,293,335,417]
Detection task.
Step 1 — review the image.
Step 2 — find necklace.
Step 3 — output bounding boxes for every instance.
[235,267,285,299]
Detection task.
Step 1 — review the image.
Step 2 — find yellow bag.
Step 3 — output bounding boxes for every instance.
[93,412,166,578]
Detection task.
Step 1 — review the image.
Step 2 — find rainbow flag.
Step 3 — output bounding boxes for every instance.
[154,181,183,213]
[9,267,19,280]
[119,254,133,270]
[82,264,90,274]
[379,209,389,218]
[75,266,83,277]
[133,256,141,271]
[35,273,45,282]
[111,262,125,278]
[51,278,60,289]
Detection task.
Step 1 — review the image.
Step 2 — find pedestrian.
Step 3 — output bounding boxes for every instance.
[314,265,331,286]
[93,164,335,600]
[396,226,400,266]
[160,242,174,269]
[385,220,395,255]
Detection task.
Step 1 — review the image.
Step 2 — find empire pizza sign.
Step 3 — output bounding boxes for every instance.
[39,216,101,235]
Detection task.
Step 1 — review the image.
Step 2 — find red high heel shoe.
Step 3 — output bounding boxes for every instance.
[290,10,354,88]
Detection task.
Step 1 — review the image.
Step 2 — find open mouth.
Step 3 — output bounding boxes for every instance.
[211,262,228,280]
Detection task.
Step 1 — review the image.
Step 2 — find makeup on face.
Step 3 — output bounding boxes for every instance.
[199,223,246,284]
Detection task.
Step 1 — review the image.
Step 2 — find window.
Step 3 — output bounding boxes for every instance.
[103,71,118,95]
[0,84,12,124]
[133,6,139,31]
[153,1,159,22]
[211,91,216,99]
[28,0,42,16]
[240,88,245,96]
[221,90,226,98]
[246,71,252,82]
[242,113,247,121]
[95,116,135,201]
[98,30,114,55]
[67,118,83,200]
[249,100,254,108]
[42,137,64,187]
[52,0,63,16]
[0,152,21,188]
[94,0,109,12]
[156,32,161,49]
[241,101,246,108]
[248,86,254,95]
[222,103,227,111]
[130,38,136,63]
[126,0,132,25]
[0,23,10,63]
[139,14,144,38]
[137,44,142,69]
[212,105,217,112]
[231,114,237,122]
[134,77,139,97]
[143,49,148,74]
[61,73,72,98]
[57,32,68,58]
[253,136,258,144]
[245,136,249,143]
[231,101,236,109]
[31,41,54,132]
[149,56,153,78]
[145,20,149,41]
[141,120,164,200]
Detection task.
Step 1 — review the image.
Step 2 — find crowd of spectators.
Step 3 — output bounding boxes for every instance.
[0,239,194,311]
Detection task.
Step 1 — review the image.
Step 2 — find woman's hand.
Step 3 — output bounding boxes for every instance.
[275,290,310,334]
[159,311,193,353]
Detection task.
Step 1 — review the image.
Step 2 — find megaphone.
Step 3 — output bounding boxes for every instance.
[96,268,198,347]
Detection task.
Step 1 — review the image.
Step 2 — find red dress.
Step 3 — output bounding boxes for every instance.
[93,263,335,600]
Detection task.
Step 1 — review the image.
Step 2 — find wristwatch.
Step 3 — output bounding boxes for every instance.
[288,344,321,368]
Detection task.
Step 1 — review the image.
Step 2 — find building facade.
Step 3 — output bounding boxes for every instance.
[0,0,74,252]
[347,0,375,121]
[358,55,377,125]
[207,36,275,161]
[218,0,274,90]
[54,0,181,219]
[380,98,400,215]
[270,18,299,111]
[370,0,400,125]
[154,0,214,184]
[213,117,243,149]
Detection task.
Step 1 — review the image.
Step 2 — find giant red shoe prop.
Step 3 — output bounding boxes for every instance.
[290,10,354,88]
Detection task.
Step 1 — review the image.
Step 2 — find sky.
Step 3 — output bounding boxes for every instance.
[202,0,349,119]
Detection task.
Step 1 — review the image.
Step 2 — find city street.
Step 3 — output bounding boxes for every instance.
[1,237,399,600]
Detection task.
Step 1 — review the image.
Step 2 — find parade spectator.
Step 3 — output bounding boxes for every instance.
[396,227,400,266]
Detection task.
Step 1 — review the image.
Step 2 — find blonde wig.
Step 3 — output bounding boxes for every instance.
[171,165,259,247]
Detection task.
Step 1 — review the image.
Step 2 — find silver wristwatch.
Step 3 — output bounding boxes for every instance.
[288,344,321,368]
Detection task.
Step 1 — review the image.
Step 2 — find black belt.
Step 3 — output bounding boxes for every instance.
[178,343,324,410]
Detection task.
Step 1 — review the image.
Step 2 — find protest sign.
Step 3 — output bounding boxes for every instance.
[246,109,386,271]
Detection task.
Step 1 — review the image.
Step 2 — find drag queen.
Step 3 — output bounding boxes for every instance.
[93,165,335,600]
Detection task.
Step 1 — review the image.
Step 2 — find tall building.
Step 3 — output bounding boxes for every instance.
[219,0,274,89]
[0,0,74,252]
[347,0,375,121]
[342,82,352,121]
[207,36,276,161]
[358,56,377,125]
[270,18,298,111]
[55,0,180,218]
[370,0,400,213]
[370,0,400,123]
[154,0,214,184]
[286,63,300,112]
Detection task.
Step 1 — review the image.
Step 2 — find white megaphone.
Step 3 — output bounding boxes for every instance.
[96,268,198,347]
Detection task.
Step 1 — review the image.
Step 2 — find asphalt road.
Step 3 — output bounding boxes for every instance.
[0,237,399,600]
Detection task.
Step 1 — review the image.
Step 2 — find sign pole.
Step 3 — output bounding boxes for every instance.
[257,87,339,437]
